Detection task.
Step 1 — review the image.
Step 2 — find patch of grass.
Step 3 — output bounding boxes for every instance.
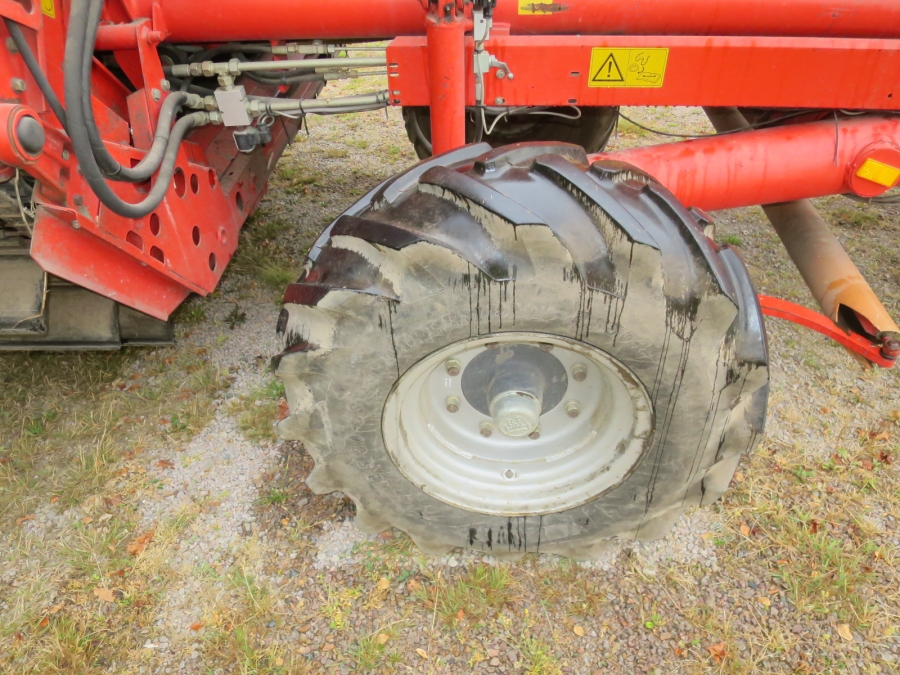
[228,379,285,443]
[536,560,606,617]
[519,637,562,675]
[719,234,744,247]
[416,566,512,625]
[322,585,362,630]
[828,205,882,230]
[227,212,302,293]
[324,148,349,159]
[259,488,289,506]
[171,297,207,325]
[348,623,406,672]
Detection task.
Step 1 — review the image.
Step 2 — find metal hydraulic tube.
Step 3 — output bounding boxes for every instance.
[591,115,900,212]
[595,109,900,339]
[139,0,900,43]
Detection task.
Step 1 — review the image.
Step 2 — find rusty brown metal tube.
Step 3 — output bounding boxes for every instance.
[703,106,900,336]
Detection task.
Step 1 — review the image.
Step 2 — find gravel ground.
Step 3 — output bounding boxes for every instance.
[1,87,899,674]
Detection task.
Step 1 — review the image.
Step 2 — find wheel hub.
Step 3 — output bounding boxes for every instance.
[382,333,655,516]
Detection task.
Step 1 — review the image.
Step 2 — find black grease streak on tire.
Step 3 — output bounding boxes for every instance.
[275,142,769,559]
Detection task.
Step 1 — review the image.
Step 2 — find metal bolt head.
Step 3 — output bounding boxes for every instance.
[479,422,493,438]
[6,38,17,54]
[161,79,171,92]
[485,342,499,350]
[572,363,588,382]
[151,88,161,101]
[882,337,900,359]
[528,430,541,440]
[539,343,553,352]
[566,401,581,418]
[62,149,69,161]
[494,97,505,105]
[446,396,460,413]
[495,70,506,79]
[10,78,26,93]
[445,359,461,376]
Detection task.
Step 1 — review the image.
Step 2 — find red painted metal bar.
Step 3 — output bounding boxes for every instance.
[758,295,896,368]
[426,6,466,155]
[133,0,900,42]
[591,115,900,212]
[388,35,900,109]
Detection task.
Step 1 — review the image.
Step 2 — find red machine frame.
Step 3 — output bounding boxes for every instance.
[0,0,897,364]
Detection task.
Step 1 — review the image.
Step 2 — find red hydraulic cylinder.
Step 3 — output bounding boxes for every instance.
[591,115,900,212]
[138,0,900,43]
[426,5,466,156]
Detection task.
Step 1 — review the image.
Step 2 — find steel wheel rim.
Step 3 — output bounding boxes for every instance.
[382,333,655,516]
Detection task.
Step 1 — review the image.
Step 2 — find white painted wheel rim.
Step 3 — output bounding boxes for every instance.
[382,333,655,516]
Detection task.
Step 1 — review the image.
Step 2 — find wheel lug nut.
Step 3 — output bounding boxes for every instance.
[528,430,540,440]
[445,359,461,376]
[479,422,493,438]
[446,396,460,413]
[572,363,588,382]
[485,342,499,350]
[539,343,553,352]
[566,401,581,418]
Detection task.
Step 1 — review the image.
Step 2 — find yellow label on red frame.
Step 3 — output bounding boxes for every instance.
[588,48,669,88]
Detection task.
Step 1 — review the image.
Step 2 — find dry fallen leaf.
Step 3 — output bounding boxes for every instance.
[707,642,727,664]
[416,648,428,660]
[740,523,751,537]
[127,530,154,557]
[407,579,422,593]
[733,472,744,482]
[758,596,771,607]
[156,459,175,469]
[376,577,390,592]
[837,624,853,642]
[82,516,93,525]
[49,604,63,614]
[277,400,290,421]
[189,622,203,631]
[0,457,11,464]
[49,495,60,504]
[93,587,116,603]
[16,515,35,525]
[456,609,465,622]
[573,625,585,636]
[274,657,283,667]
[869,430,891,442]
[376,633,389,645]
[38,616,49,628]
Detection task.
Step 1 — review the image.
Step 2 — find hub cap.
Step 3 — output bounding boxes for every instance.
[382,333,654,516]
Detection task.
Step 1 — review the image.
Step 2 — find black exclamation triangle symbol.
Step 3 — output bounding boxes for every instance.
[592,53,624,83]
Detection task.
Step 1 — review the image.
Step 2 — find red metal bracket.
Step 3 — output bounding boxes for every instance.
[758,295,897,368]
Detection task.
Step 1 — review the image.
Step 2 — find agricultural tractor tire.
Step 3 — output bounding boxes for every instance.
[274,142,769,559]
[402,106,618,159]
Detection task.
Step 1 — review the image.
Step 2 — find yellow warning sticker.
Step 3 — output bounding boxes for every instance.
[588,48,669,88]
[856,158,900,187]
[41,0,55,18]
[518,1,565,15]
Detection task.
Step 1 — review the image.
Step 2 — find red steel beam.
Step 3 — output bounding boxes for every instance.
[590,115,900,212]
[132,0,900,43]
[426,6,467,155]
[387,35,900,109]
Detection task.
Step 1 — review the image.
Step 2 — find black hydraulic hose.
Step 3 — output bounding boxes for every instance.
[80,0,189,182]
[65,1,206,218]
[3,18,68,132]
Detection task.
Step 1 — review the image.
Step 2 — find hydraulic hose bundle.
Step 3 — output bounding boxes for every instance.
[64,0,205,217]
[5,0,206,218]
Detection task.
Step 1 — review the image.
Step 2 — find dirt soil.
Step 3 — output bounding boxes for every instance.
[1,81,900,674]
